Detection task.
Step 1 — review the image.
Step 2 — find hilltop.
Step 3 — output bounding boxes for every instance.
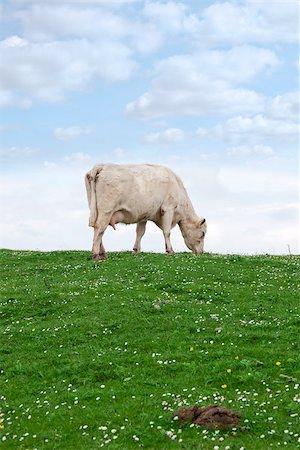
[0,250,299,448]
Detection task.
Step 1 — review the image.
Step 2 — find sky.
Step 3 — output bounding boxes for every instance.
[0,0,299,255]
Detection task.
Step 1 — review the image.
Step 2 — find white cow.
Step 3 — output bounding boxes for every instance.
[85,163,207,260]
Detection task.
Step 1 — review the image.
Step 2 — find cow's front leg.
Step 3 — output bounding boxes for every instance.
[161,211,175,255]
[164,230,174,255]
[133,221,147,254]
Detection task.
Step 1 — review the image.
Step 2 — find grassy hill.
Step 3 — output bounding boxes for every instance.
[0,250,299,449]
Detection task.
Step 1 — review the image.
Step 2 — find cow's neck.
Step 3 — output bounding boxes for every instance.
[183,198,198,220]
[178,200,199,228]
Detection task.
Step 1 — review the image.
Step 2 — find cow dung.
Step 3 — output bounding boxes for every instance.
[176,404,240,429]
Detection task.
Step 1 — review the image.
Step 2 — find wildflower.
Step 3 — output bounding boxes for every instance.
[221,384,227,389]
[227,369,232,374]
[189,346,194,352]
[275,361,281,366]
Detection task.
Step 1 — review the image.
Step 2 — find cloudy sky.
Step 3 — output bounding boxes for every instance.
[0,0,299,255]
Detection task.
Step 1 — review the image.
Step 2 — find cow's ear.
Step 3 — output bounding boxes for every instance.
[199,218,206,225]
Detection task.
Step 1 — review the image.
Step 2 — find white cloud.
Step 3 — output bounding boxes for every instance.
[14,3,162,53]
[196,0,299,47]
[16,4,127,41]
[0,167,90,251]
[207,210,299,255]
[11,0,298,52]
[267,91,299,120]
[0,158,298,255]
[0,146,37,158]
[112,147,128,159]
[43,160,57,170]
[1,35,28,47]
[62,152,92,165]
[11,0,142,5]
[215,115,299,144]
[205,167,299,254]
[218,166,298,195]
[0,37,136,107]
[143,127,184,144]
[54,126,93,141]
[1,1,173,108]
[143,1,198,33]
[2,1,296,111]
[227,144,274,157]
[126,46,279,118]
[196,127,208,139]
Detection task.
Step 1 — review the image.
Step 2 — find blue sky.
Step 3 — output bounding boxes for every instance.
[0,0,299,254]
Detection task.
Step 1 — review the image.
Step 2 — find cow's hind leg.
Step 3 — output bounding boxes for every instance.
[92,216,111,260]
[133,221,147,254]
[92,227,107,260]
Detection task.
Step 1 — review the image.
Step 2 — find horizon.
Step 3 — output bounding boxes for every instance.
[1,249,298,257]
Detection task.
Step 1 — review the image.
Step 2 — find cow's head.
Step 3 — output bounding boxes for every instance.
[179,217,207,254]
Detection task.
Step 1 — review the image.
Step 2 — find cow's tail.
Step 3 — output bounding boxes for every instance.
[85,165,104,227]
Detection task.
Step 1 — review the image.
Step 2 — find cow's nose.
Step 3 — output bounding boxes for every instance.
[193,248,203,255]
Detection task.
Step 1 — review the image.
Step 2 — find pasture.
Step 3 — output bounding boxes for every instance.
[0,250,299,449]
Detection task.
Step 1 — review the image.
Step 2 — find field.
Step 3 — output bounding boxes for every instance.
[0,249,299,449]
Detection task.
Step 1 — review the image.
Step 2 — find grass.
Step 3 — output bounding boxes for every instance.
[0,249,299,449]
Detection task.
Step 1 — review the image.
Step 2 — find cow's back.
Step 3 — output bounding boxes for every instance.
[96,163,180,193]
[92,163,186,223]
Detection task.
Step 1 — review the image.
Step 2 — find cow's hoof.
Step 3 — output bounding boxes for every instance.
[92,253,107,261]
[167,250,175,256]
[133,248,140,255]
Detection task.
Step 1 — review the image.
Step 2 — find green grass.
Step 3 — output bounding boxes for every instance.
[0,249,299,449]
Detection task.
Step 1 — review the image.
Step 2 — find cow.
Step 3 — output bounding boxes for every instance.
[85,163,207,260]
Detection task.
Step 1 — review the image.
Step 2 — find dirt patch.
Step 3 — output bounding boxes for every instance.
[176,404,240,429]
